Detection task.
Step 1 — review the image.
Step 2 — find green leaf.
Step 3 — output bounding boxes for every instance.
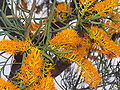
[0,31,5,36]
[54,50,72,54]
[89,15,110,20]
[42,52,54,63]
[1,11,14,27]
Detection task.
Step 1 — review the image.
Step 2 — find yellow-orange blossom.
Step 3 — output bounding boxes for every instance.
[49,28,102,88]
[17,47,43,85]
[0,78,19,90]
[0,39,31,54]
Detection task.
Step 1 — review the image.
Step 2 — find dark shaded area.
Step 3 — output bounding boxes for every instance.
[9,53,23,81]
[51,21,66,29]
[51,60,71,77]
[111,33,120,41]
[0,0,11,15]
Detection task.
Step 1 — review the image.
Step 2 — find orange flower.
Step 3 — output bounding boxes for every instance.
[49,28,82,61]
[111,12,120,21]
[56,2,72,13]
[17,47,43,85]
[89,26,120,58]
[29,75,57,90]
[39,76,57,90]
[50,29,91,62]
[0,78,19,90]
[60,37,91,63]
[29,83,41,90]
[0,39,31,54]
[56,2,72,18]
[92,0,119,15]
[49,28,81,48]
[81,59,102,88]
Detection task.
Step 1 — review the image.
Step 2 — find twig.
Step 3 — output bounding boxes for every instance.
[24,0,36,39]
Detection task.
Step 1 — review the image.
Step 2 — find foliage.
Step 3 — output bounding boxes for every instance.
[0,0,120,89]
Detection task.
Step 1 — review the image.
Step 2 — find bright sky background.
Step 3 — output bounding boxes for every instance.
[0,31,12,80]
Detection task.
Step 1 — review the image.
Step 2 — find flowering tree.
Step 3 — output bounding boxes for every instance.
[0,0,120,89]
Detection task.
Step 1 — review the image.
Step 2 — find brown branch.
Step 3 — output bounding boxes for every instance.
[24,0,36,39]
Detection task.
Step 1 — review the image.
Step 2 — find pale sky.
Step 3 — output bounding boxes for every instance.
[0,31,12,80]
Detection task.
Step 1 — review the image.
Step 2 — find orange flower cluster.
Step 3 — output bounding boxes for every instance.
[0,78,19,90]
[92,0,119,15]
[49,28,81,47]
[56,2,72,13]
[56,2,72,19]
[39,76,57,90]
[61,38,91,63]
[49,28,91,62]
[81,59,102,88]
[89,26,120,58]
[17,47,43,85]
[30,75,57,90]
[0,39,31,54]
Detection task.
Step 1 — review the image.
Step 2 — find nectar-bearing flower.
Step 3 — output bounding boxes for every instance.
[89,26,120,58]
[17,47,43,85]
[29,74,57,90]
[49,28,81,48]
[49,28,91,63]
[81,59,102,88]
[0,39,31,54]
[56,2,72,13]
[92,0,119,15]
[60,37,91,63]
[39,76,57,90]
[0,78,19,90]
